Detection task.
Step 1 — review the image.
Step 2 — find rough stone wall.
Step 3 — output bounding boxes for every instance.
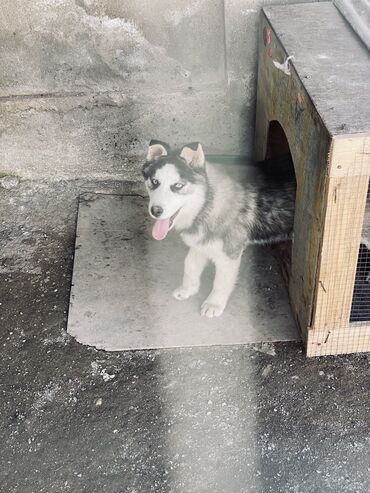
[0,0,319,181]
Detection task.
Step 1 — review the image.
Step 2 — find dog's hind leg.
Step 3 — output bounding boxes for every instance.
[201,251,242,318]
[173,247,209,301]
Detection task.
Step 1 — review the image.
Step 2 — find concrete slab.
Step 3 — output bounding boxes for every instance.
[67,193,299,350]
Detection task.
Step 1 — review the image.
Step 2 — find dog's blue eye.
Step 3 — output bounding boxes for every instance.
[151,178,159,186]
[174,183,184,189]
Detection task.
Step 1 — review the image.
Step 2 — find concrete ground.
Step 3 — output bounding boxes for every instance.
[2,177,370,493]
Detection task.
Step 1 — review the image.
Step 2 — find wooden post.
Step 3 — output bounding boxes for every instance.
[307,135,370,356]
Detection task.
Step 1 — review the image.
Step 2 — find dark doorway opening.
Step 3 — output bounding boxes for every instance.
[264,120,296,286]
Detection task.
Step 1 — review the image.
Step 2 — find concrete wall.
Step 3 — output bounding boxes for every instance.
[0,0,319,181]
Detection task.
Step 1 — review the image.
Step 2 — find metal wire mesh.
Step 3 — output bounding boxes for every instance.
[308,150,370,356]
[350,182,370,323]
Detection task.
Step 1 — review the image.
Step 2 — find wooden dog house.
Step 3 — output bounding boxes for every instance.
[254,2,370,356]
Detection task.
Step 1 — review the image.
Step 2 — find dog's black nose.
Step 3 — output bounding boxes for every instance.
[151,205,163,218]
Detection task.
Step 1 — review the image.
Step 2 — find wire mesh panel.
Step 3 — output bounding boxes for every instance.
[351,182,370,323]
[307,139,370,357]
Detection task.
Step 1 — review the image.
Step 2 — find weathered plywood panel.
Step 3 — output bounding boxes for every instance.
[263,2,370,136]
[255,11,332,340]
[67,193,299,350]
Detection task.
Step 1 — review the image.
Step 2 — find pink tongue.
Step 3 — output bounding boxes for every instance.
[152,218,171,240]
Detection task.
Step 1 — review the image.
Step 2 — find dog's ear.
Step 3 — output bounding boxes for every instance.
[146,140,170,161]
[180,142,205,169]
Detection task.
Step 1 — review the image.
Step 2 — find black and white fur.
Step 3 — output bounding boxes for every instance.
[142,140,370,317]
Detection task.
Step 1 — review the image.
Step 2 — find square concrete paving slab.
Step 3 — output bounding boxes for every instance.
[67,193,299,350]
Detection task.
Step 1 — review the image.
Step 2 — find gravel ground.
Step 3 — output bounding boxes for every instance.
[1,179,370,493]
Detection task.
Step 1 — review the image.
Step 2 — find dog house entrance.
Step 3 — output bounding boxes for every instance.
[265,120,292,161]
[264,121,296,286]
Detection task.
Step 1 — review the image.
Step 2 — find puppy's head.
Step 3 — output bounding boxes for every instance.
[142,140,206,240]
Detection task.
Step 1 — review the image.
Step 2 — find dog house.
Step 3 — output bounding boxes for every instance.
[254,2,370,356]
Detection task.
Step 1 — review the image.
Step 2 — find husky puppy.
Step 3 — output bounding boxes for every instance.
[142,140,370,318]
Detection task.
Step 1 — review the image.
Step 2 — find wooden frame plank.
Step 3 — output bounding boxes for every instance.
[311,173,369,331]
[328,134,370,178]
[307,324,370,357]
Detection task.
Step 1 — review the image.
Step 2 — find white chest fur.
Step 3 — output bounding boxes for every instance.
[181,231,224,263]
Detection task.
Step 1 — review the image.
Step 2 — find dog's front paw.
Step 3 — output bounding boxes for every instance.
[173,285,198,301]
[200,300,225,318]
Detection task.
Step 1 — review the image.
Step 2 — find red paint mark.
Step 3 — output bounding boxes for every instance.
[263,27,272,57]
[263,27,271,47]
